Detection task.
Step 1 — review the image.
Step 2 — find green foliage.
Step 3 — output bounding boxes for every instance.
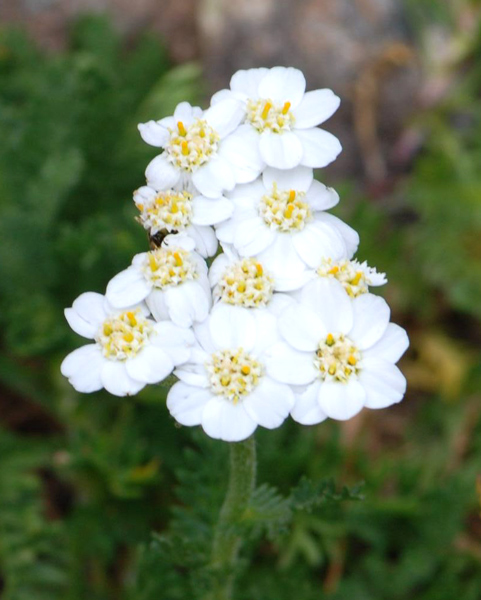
[1,6,481,600]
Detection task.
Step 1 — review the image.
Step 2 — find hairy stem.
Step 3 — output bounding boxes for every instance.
[209,435,257,600]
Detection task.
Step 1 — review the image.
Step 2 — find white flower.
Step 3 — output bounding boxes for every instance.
[61,292,194,397]
[315,257,387,297]
[106,235,212,328]
[166,304,295,442]
[265,279,409,424]
[211,66,342,170]
[138,100,264,198]
[215,166,359,290]
[209,246,295,315]
[134,184,233,257]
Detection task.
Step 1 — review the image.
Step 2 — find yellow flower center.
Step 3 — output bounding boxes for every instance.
[136,190,193,234]
[246,98,295,133]
[259,185,311,232]
[317,258,383,298]
[216,258,274,307]
[165,119,220,172]
[206,348,262,403]
[142,247,198,289]
[314,333,362,383]
[97,310,153,360]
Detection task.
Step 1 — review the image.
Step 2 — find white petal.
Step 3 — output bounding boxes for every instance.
[66,292,108,338]
[167,382,213,426]
[173,101,202,125]
[258,67,306,108]
[265,342,317,385]
[193,319,216,354]
[138,120,169,147]
[349,294,390,349]
[218,125,264,184]
[305,181,339,211]
[364,323,409,363]
[210,89,238,105]
[145,154,180,190]
[227,178,265,202]
[262,165,313,193]
[174,362,210,388]
[145,290,170,322]
[318,380,366,420]
[64,308,97,339]
[291,380,328,425]
[106,267,151,308]
[203,98,245,138]
[278,303,325,351]
[201,397,257,442]
[292,89,340,129]
[360,358,407,409]
[162,232,196,252]
[259,131,303,169]
[192,196,234,226]
[257,235,309,291]
[187,225,218,258]
[151,320,195,365]
[100,361,146,397]
[164,282,210,327]
[234,217,276,256]
[192,155,236,198]
[230,67,269,97]
[300,278,353,334]
[293,222,346,268]
[61,344,104,393]
[296,128,342,168]
[267,293,296,315]
[126,345,174,384]
[133,185,156,209]
[316,213,359,258]
[243,377,295,429]
[209,304,257,351]
[251,309,280,355]
[208,253,232,287]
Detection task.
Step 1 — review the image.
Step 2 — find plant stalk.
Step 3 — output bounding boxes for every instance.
[208,435,257,600]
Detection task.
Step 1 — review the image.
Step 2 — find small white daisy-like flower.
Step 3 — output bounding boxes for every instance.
[134,184,233,258]
[301,257,387,298]
[61,292,194,397]
[265,279,409,424]
[166,304,295,442]
[138,100,264,199]
[106,235,212,328]
[215,166,359,290]
[211,66,342,170]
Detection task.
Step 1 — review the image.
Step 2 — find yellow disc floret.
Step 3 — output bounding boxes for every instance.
[316,258,386,298]
[246,98,295,133]
[314,333,362,383]
[165,119,220,172]
[206,348,263,403]
[142,247,198,289]
[136,190,193,234]
[216,258,274,307]
[97,310,153,361]
[259,184,311,232]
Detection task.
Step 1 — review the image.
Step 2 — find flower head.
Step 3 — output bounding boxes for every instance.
[167,305,295,441]
[106,234,212,328]
[216,166,359,290]
[61,292,194,397]
[265,279,409,423]
[211,66,342,170]
[138,100,263,198]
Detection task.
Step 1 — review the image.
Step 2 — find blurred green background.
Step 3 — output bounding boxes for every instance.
[1,2,481,599]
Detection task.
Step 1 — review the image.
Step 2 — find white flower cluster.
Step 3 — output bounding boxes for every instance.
[61,66,409,442]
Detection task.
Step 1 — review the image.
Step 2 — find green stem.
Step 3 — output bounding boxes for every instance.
[209,435,257,600]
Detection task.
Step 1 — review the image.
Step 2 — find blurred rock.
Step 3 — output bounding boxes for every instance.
[198,0,422,180]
